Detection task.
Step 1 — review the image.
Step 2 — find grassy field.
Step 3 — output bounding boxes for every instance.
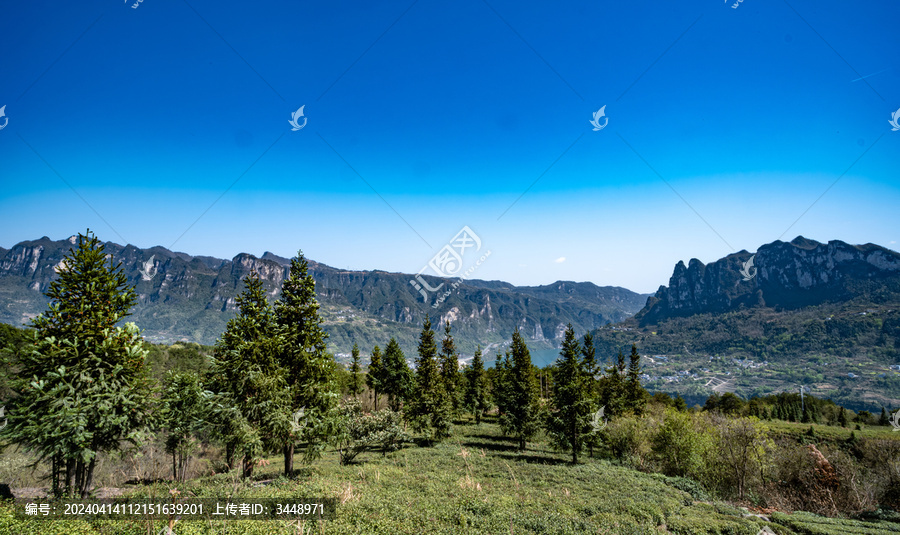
[1,416,899,534]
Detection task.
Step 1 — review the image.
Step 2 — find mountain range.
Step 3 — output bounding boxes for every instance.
[0,236,648,360]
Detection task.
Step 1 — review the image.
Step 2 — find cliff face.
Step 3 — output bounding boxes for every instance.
[0,236,647,353]
[638,236,900,325]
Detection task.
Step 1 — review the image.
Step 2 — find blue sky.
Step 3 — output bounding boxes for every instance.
[2,0,898,293]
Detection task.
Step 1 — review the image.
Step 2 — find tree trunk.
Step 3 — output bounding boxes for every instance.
[283,444,294,477]
[242,456,253,480]
[225,442,235,470]
[81,456,96,498]
[65,458,75,498]
[172,452,178,481]
[74,461,84,498]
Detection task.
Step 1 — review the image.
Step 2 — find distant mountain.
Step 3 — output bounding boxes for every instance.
[0,236,649,360]
[637,236,900,324]
[590,237,900,411]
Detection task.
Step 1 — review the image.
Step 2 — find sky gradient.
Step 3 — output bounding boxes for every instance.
[2,0,898,293]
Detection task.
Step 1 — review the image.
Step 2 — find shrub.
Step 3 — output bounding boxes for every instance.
[334,399,410,465]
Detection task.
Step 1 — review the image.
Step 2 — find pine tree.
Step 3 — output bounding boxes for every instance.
[880,407,890,426]
[274,251,338,475]
[209,271,289,479]
[499,329,542,451]
[366,345,383,410]
[546,325,592,463]
[625,344,647,415]
[381,338,413,411]
[162,371,206,482]
[348,343,362,397]
[463,347,490,424]
[598,350,626,416]
[408,317,451,442]
[439,321,462,416]
[3,231,155,497]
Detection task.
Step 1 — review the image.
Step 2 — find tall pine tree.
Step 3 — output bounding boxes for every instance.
[463,347,490,424]
[499,329,541,451]
[409,317,451,442]
[546,325,592,463]
[3,231,154,497]
[439,321,462,416]
[209,271,289,479]
[625,344,648,415]
[274,251,338,475]
[381,338,413,411]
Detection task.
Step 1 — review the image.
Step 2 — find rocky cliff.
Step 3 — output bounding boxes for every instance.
[637,236,900,325]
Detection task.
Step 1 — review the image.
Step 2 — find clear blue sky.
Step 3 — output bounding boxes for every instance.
[2,0,898,293]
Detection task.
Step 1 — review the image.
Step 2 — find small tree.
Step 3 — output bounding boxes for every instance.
[712,415,774,501]
[2,230,155,497]
[162,371,206,482]
[598,350,626,416]
[333,399,409,465]
[348,343,363,397]
[366,345,383,410]
[546,325,592,463]
[463,347,490,424]
[624,344,648,415]
[499,329,541,451]
[381,338,413,411]
[408,317,451,442]
[439,322,462,417]
[838,406,848,427]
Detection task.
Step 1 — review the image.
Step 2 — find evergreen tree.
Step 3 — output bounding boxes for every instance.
[162,371,206,482]
[408,317,451,442]
[546,325,592,463]
[366,345,383,410]
[598,350,626,416]
[209,271,289,479]
[493,353,511,417]
[463,347,490,424]
[499,329,542,451]
[348,343,362,397]
[274,251,338,475]
[673,395,688,412]
[380,338,413,411]
[880,407,890,426]
[625,344,647,415]
[439,321,462,416]
[3,231,155,497]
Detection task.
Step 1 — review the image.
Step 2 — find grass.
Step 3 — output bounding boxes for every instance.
[0,417,898,534]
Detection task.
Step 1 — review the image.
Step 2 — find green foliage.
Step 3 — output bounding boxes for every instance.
[463,347,490,424]
[496,329,542,450]
[162,370,206,482]
[273,251,338,472]
[625,344,649,415]
[208,271,290,478]
[366,344,382,409]
[651,408,713,482]
[333,398,410,465]
[1,230,155,498]
[597,350,627,416]
[408,317,451,442]
[348,343,362,397]
[381,338,413,412]
[545,324,594,463]
[439,321,462,417]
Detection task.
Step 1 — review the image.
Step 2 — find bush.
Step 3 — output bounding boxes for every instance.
[651,408,714,482]
[334,399,410,465]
